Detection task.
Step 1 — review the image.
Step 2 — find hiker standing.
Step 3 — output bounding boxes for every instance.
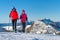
[9,7,18,32]
[20,10,28,32]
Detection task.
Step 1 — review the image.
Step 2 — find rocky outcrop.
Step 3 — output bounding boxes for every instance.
[26,20,60,35]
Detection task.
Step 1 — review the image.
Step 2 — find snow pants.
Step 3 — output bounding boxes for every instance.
[12,19,17,32]
[22,22,26,32]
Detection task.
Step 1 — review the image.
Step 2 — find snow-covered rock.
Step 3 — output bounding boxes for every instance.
[29,20,59,35]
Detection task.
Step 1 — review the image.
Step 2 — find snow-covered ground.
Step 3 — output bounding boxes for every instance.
[0,32,60,40]
[2,25,31,32]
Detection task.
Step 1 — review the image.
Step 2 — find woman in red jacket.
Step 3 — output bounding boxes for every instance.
[20,10,28,32]
[9,7,18,32]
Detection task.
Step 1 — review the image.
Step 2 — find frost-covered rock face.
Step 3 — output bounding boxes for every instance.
[29,20,59,35]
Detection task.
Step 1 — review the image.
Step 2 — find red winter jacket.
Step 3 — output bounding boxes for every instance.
[9,10,18,20]
[20,13,27,23]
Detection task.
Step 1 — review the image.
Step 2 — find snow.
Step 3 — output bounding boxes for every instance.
[3,26,13,31]
[25,25,31,29]
[0,32,60,40]
[2,25,31,31]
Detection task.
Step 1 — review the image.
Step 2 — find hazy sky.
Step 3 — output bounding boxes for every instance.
[0,0,60,23]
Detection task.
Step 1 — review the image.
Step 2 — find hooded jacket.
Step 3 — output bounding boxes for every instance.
[9,10,18,20]
[20,13,27,23]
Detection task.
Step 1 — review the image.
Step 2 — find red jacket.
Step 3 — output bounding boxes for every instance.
[20,13,27,22]
[9,10,18,20]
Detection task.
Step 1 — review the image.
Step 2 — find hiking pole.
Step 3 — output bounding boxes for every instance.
[8,18,11,31]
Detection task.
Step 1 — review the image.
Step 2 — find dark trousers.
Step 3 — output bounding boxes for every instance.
[22,22,26,32]
[12,19,17,32]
